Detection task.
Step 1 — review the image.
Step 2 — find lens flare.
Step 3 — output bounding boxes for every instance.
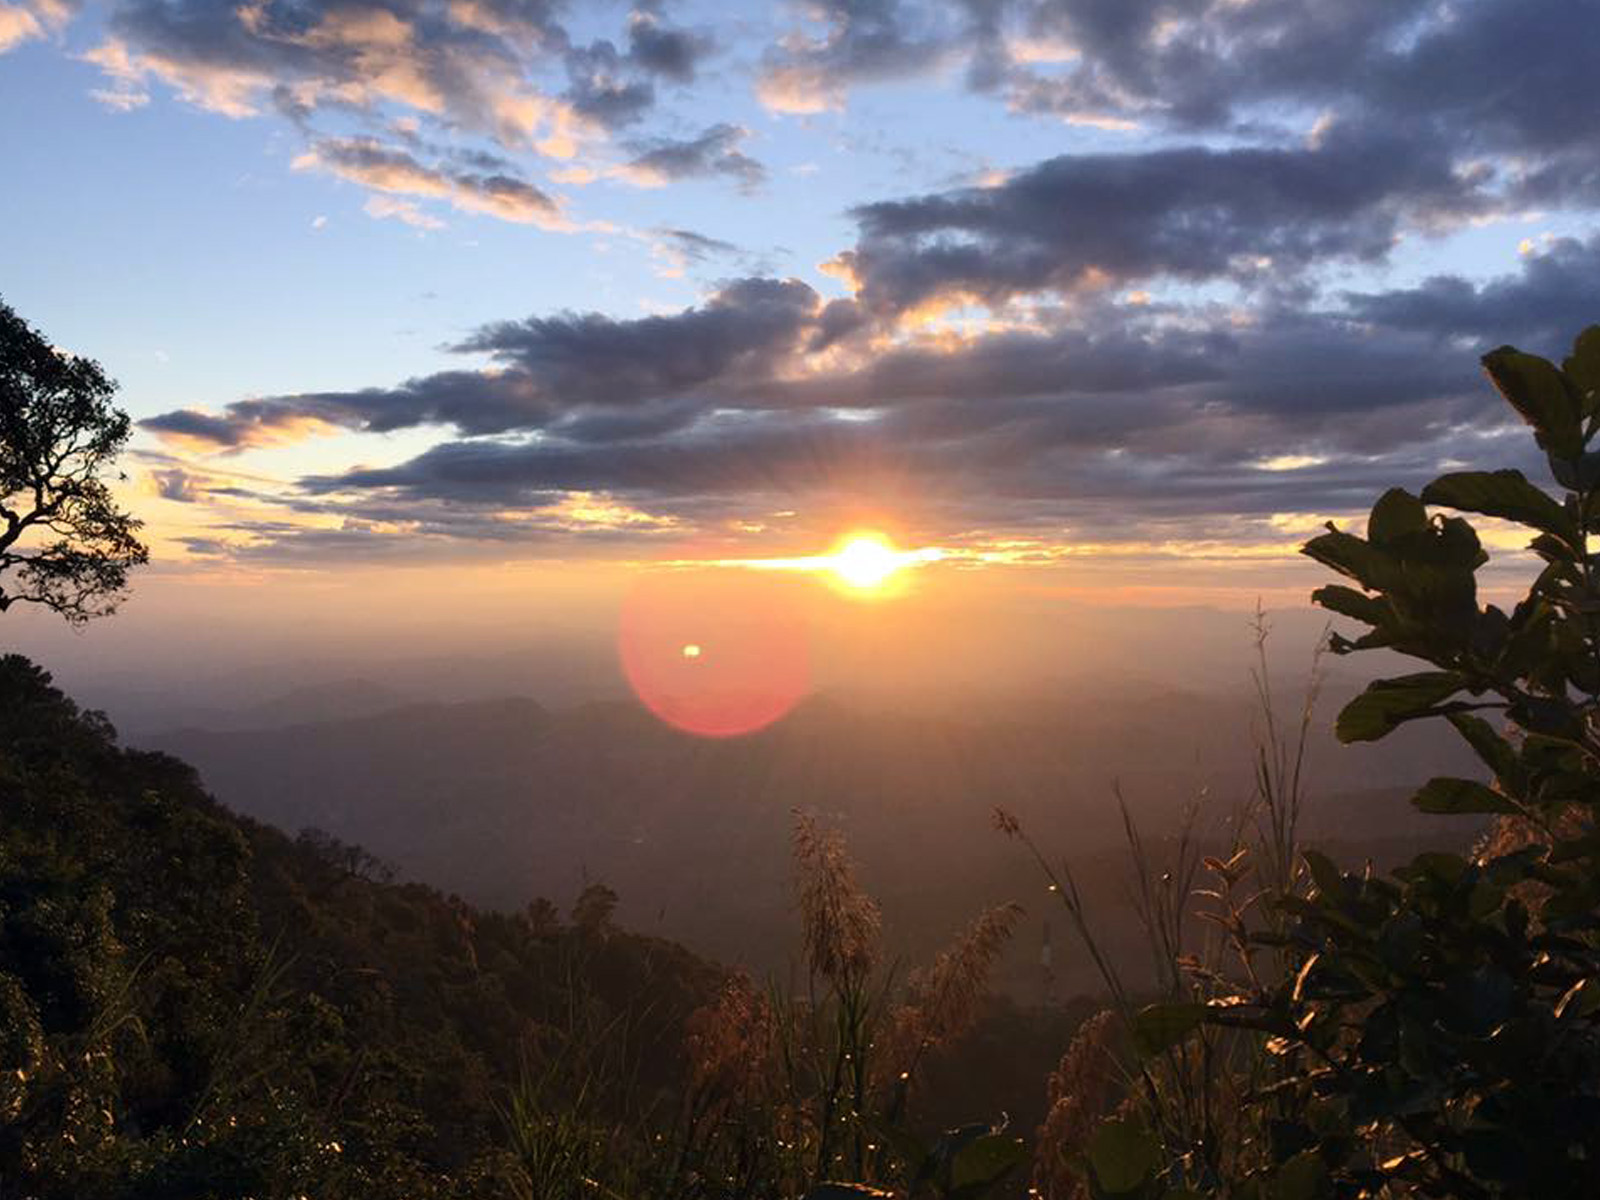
[618,575,810,738]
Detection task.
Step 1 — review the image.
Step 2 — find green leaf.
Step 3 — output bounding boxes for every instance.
[1335,672,1464,743]
[1302,525,1389,590]
[949,1133,1027,1195]
[1088,1117,1160,1195]
[1555,977,1600,1020]
[1482,346,1584,459]
[1268,1151,1330,1200]
[1410,777,1518,815]
[1445,713,1525,795]
[872,1120,930,1177]
[1310,584,1387,626]
[1421,470,1575,544]
[1367,488,1429,545]
[1528,532,1576,563]
[1132,1002,1208,1057]
[1562,325,1600,417]
[1302,849,1344,898]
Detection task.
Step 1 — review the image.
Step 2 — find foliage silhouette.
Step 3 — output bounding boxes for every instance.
[1018,326,1600,1199]
[0,299,147,624]
[0,653,716,1197]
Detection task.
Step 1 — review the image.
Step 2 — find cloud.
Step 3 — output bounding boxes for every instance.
[364,194,446,229]
[141,400,348,452]
[177,484,686,564]
[834,124,1487,314]
[745,0,1598,189]
[645,227,743,277]
[625,9,713,83]
[558,8,715,127]
[656,227,738,262]
[293,135,562,226]
[1342,234,1600,347]
[83,0,1600,564]
[618,123,766,189]
[147,233,1600,564]
[87,1,561,130]
[756,0,955,114]
[80,0,720,136]
[152,229,1600,462]
[150,465,209,502]
[59,0,725,226]
[998,0,1599,169]
[0,0,74,53]
[560,38,658,129]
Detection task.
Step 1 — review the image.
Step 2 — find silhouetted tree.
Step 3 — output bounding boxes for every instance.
[572,881,620,934]
[0,298,147,623]
[297,825,397,883]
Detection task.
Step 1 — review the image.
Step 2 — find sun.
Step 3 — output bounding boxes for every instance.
[827,532,913,591]
[657,530,944,596]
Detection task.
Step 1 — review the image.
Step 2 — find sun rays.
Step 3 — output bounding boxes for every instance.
[664,530,947,596]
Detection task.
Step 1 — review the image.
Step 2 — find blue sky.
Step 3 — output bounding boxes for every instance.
[3,0,1598,588]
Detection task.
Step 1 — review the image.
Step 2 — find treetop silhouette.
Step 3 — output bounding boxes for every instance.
[0,298,147,623]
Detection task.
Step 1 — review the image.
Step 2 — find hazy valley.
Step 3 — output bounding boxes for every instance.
[145,675,1482,996]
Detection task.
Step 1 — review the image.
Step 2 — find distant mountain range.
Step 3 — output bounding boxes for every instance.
[146,681,1483,995]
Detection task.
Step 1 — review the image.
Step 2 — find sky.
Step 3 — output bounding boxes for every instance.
[3,0,1599,712]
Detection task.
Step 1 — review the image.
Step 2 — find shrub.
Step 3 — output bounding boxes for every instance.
[1070,327,1600,1198]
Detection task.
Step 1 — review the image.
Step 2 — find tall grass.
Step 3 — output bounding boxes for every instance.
[486,809,1024,1199]
[1001,616,1326,1197]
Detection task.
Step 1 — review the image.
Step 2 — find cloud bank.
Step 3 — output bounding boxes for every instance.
[36,0,1596,564]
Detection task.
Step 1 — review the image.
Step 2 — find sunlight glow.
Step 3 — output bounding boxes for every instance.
[828,534,911,590]
[650,530,946,596]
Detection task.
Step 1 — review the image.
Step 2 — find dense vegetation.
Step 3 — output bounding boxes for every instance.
[0,653,720,1197]
[0,654,1084,1198]
[983,329,1600,1200]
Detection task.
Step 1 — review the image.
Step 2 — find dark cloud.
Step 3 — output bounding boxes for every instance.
[995,0,1410,128]
[91,0,723,135]
[99,0,1600,560]
[1343,234,1600,348]
[753,0,1596,183]
[73,0,726,225]
[149,236,1598,488]
[96,0,562,127]
[141,397,351,449]
[302,413,894,503]
[295,136,559,224]
[143,370,554,449]
[755,0,1600,234]
[557,7,714,126]
[140,278,825,448]
[456,276,818,396]
[252,228,1600,558]
[561,38,657,129]
[150,466,205,502]
[622,123,766,189]
[838,125,1485,312]
[656,227,740,263]
[757,0,954,112]
[625,10,714,82]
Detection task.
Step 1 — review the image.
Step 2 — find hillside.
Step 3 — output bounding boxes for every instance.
[0,655,718,1198]
[0,654,1094,1198]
